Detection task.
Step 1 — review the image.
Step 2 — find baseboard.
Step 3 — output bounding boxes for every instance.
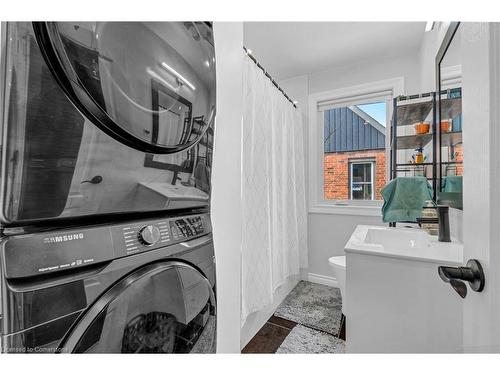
[307,272,339,288]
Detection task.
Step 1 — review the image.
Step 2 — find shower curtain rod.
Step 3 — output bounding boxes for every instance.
[243,46,297,109]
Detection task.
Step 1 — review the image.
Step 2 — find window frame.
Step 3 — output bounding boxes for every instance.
[349,159,375,201]
[308,77,405,216]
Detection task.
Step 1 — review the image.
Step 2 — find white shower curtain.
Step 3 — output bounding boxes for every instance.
[241,55,308,325]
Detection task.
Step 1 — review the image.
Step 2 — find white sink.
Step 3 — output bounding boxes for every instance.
[346,225,463,265]
[365,227,429,250]
[137,182,209,209]
[154,184,207,199]
[139,182,208,200]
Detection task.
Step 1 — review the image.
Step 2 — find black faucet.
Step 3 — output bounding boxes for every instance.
[171,170,182,185]
[416,205,451,242]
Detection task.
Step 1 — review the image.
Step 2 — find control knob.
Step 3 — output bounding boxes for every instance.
[138,225,161,245]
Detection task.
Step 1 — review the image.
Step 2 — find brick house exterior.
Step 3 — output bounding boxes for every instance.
[323,105,386,200]
[324,149,386,200]
[450,145,463,176]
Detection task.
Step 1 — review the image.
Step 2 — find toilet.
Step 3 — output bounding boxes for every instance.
[328,256,346,314]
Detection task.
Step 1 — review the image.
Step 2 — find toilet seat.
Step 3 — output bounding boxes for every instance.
[328,256,346,315]
[329,256,346,268]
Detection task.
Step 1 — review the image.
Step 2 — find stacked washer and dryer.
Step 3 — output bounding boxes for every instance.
[0,22,217,353]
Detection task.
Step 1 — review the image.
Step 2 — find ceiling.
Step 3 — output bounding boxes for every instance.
[243,22,426,80]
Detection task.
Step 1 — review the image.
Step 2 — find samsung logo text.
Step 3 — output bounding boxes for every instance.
[43,233,84,244]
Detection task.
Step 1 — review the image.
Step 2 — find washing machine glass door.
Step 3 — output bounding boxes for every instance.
[33,22,215,154]
[59,261,216,353]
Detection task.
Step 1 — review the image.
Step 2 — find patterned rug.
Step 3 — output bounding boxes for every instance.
[276,325,345,354]
[274,281,342,336]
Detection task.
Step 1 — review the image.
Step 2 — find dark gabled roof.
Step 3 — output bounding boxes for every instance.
[324,106,385,153]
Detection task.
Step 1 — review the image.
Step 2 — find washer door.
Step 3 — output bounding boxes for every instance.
[58,261,216,353]
[33,22,215,154]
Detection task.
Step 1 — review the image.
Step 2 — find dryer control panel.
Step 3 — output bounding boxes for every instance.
[114,215,209,257]
[170,216,206,240]
[112,214,210,257]
[1,213,212,279]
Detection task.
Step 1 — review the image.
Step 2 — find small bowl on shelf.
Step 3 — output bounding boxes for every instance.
[440,119,452,133]
[414,122,430,135]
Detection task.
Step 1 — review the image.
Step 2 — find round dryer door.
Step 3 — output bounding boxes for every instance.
[33,22,216,154]
[58,261,216,353]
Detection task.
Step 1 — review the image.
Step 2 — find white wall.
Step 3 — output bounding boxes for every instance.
[309,213,384,278]
[418,22,452,93]
[280,49,421,282]
[280,21,500,354]
[309,52,421,95]
[211,22,243,353]
[242,23,463,346]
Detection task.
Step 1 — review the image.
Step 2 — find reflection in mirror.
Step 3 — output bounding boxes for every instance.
[438,23,463,210]
[2,22,215,222]
[144,79,214,192]
[53,22,216,149]
[153,81,192,146]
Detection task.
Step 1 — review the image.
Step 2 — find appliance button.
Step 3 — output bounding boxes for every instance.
[138,225,161,245]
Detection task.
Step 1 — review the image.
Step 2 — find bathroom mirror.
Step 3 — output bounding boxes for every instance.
[144,79,195,173]
[436,22,463,210]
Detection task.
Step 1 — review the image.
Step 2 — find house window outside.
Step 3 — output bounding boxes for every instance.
[323,101,387,201]
[350,160,375,200]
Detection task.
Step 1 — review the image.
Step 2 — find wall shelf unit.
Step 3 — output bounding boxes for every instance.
[396,99,433,125]
[441,97,462,120]
[391,92,437,199]
[441,131,462,147]
[390,88,463,202]
[396,133,433,150]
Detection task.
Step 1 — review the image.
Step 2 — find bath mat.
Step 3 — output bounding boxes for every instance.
[276,325,345,354]
[274,280,342,336]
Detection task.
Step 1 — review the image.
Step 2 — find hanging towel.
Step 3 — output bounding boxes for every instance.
[442,176,463,193]
[381,177,434,223]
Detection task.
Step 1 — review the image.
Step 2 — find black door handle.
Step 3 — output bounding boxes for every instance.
[81,175,103,184]
[438,259,485,298]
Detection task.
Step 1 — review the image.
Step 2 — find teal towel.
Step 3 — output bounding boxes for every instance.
[381,177,434,223]
[442,176,463,193]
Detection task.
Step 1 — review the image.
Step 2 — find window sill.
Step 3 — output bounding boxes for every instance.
[309,203,383,217]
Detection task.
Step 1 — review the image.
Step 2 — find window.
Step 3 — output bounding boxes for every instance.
[308,77,404,215]
[350,160,374,200]
[323,101,386,201]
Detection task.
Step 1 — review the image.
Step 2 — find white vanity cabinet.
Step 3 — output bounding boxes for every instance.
[344,225,464,353]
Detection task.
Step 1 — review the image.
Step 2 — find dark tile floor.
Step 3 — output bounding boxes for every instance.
[338,314,346,341]
[242,316,297,353]
[242,314,346,353]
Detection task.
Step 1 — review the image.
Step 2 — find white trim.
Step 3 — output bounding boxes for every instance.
[441,64,462,89]
[309,204,382,216]
[307,272,339,288]
[318,91,392,111]
[308,77,405,216]
[311,77,404,109]
[349,160,375,200]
